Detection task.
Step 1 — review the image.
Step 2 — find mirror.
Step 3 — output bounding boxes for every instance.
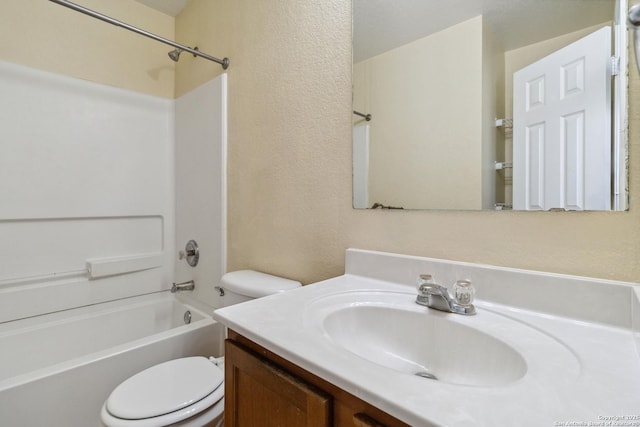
[353,0,628,211]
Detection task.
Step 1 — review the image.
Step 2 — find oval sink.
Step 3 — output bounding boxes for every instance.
[323,304,527,387]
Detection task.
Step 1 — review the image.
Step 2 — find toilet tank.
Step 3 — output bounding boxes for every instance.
[219,270,302,306]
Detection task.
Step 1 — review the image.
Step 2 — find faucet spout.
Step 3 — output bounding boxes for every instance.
[171,280,195,293]
[416,276,476,315]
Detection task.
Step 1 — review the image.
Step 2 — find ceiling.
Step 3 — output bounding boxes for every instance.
[134,0,189,17]
[354,0,615,62]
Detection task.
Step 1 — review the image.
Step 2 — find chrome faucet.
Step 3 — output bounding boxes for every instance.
[415,275,476,315]
[171,280,195,293]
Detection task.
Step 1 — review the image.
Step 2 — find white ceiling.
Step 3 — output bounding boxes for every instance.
[354,0,615,62]
[134,0,189,17]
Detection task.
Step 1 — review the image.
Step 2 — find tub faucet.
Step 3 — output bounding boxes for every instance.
[171,280,195,293]
[415,275,476,315]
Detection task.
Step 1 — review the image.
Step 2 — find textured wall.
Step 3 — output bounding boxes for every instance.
[177,1,640,284]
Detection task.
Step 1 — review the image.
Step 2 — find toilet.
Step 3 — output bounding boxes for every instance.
[100,270,301,427]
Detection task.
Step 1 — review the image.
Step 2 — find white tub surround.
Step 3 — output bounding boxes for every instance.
[0,59,174,322]
[213,249,640,427]
[0,60,228,320]
[0,57,228,427]
[175,74,228,307]
[0,292,223,427]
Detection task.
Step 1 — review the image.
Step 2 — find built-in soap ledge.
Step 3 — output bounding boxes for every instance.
[86,252,164,279]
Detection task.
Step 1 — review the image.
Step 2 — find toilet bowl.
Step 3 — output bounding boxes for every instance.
[101,270,301,427]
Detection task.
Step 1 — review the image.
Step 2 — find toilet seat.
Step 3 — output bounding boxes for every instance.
[101,357,224,427]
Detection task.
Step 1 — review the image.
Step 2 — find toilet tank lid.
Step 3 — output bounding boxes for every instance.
[221,270,301,298]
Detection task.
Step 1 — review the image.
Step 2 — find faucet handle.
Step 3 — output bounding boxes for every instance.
[452,279,475,306]
[416,274,447,295]
[179,240,199,267]
[416,274,435,291]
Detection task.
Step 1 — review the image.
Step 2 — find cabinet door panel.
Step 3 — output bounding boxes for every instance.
[225,340,331,427]
[353,412,388,427]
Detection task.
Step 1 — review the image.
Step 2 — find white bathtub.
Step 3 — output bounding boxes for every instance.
[0,292,224,427]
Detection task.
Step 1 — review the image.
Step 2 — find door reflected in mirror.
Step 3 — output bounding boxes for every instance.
[352,0,628,211]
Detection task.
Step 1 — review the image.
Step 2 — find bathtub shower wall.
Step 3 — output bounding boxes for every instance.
[0,59,175,322]
[175,74,228,307]
[0,60,228,426]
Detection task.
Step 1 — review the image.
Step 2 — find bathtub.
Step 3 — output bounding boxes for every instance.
[0,292,224,427]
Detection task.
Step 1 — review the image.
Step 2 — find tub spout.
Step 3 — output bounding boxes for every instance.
[171,280,195,293]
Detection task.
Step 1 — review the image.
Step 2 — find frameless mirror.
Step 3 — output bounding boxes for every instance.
[353,0,629,211]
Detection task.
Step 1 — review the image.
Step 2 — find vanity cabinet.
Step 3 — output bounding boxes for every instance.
[225,330,410,427]
[225,338,330,426]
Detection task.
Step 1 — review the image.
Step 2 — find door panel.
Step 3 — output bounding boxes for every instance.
[513,27,611,210]
[225,340,331,427]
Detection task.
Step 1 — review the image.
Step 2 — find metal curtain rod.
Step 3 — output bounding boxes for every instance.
[48,0,229,69]
[353,110,372,121]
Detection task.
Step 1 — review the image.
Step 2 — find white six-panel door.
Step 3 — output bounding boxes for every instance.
[513,27,611,211]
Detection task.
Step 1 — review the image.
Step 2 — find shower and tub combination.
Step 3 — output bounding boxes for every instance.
[0,271,302,427]
[0,1,233,425]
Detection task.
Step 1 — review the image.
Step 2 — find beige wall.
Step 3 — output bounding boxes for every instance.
[0,0,175,98]
[177,0,639,284]
[176,0,352,282]
[4,1,638,284]
[353,17,484,210]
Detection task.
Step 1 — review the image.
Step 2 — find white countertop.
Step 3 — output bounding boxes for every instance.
[213,251,640,427]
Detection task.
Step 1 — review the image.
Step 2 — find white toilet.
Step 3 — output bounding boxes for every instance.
[100,270,301,427]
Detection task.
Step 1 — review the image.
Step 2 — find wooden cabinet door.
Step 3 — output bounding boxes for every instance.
[352,412,388,427]
[225,340,331,427]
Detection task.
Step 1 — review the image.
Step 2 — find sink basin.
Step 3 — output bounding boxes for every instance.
[323,303,527,387]
[307,290,540,387]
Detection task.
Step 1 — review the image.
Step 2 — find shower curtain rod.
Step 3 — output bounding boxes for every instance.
[48,0,229,70]
[353,110,372,121]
